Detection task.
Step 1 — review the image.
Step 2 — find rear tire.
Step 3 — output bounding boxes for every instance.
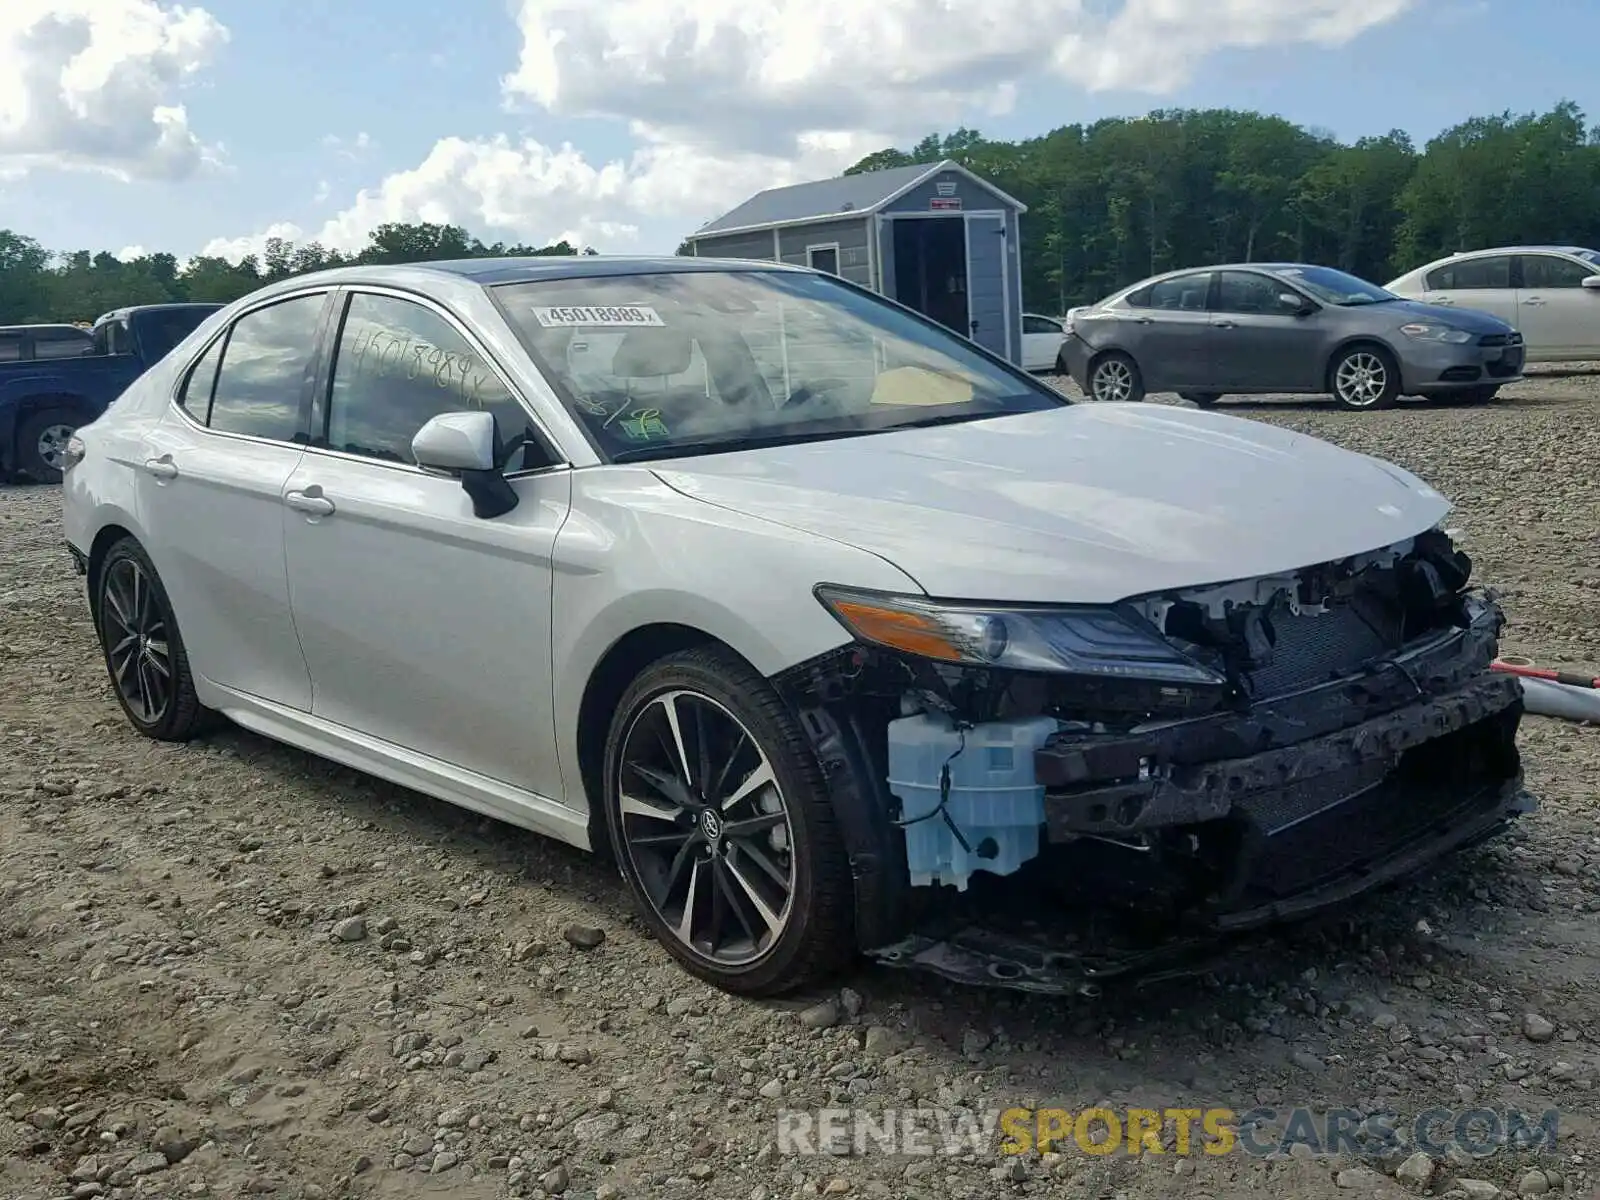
[1329,344,1400,411]
[1088,352,1145,404]
[17,407,79,483]
[1179,392,1222,407]
[600,645,854,996]
[94,538,215,742]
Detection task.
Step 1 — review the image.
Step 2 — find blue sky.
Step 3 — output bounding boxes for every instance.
[0,0,1593,265]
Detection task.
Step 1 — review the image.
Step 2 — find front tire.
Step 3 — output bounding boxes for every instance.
[1089,352,1145,403]
[94,538,213,741]
[600,646,853,996]
[17,407,79,483]
[1330,345,1400,411]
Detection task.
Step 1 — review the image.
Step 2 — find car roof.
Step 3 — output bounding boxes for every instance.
[1405,245,1598,271]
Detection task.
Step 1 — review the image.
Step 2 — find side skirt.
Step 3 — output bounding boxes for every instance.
[201,681,592,851]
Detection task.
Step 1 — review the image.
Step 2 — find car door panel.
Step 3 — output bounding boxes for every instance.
[133,291,332,711]
[137,411,313,709]
[280,457,572,802]
[1417,255,1519,329]
[281,288,572,804]
[1207,271,1325,391]
[1122,273,1215,391]
[1516,254,1600,360]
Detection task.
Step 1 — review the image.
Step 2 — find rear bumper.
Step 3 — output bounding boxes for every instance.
[1400,333,1525,393]
[1057,335,1094,391]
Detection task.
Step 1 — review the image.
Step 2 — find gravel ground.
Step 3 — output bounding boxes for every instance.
[4,373,1600,1200]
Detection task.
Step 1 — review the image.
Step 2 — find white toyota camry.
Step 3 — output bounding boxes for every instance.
[60,256,1531,997]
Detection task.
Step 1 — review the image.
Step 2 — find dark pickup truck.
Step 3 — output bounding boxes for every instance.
[0,302,222,483]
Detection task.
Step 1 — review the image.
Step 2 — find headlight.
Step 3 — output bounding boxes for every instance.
[814,585,1227,685]
[1399,322,1473,344]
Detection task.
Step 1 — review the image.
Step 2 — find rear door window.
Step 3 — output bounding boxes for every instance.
[205,293,328,442]
[1143,273,1212,311]
[1425,256,1512,290]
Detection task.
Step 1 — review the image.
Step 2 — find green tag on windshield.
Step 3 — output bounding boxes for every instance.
[619,408,670,440]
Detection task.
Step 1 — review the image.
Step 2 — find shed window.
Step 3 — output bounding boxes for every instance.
[807,245,839,275]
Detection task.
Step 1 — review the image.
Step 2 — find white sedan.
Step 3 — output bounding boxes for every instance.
[1021,311,1067,371]
[60,255,1530,997]
[1387,245,1600,361]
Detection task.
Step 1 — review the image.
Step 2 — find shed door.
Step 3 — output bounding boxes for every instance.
[965,214,1008,359]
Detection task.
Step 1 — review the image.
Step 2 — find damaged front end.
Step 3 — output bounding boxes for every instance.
[772,526,1534,996]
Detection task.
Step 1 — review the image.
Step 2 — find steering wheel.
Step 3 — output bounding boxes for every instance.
[782,377,852,410]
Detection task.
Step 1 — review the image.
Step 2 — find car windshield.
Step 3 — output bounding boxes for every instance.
[493,269,1063,462]
[1572,249,1600,266]
[1268,265,1396,306]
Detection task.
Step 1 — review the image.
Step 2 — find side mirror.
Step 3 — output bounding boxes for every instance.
[1279,292,1311,315]
[1582,275,1600,289]
[411,410,519,519]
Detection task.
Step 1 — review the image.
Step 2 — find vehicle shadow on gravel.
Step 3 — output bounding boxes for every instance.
[191,711,1550,1049]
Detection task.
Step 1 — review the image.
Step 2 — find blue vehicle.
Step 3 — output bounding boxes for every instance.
[0,302,222,483]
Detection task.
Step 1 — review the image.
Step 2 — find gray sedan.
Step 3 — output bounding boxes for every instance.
[1057,263,1525,411]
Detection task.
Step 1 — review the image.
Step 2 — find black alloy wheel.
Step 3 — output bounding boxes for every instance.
[602,647,852,995]
[94,539,212,741]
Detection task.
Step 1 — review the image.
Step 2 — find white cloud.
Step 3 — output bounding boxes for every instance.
[199,128,882,263]
[501,0,1415,156]
[321,130,373,161]
[0,0,228,180]
[114,244,146,261]
[206,0,1414,262]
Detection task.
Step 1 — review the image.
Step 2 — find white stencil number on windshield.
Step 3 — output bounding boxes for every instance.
[531,306,664,327]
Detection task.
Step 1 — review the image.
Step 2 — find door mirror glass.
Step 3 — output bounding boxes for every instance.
[1582,275,1600,289]
[412,410,496,472]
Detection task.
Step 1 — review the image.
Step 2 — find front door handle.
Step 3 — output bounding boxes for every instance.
[142,456,178,480]
[285,488,335,517]
[1213,319,1237,329]
[1523,296,1546,306]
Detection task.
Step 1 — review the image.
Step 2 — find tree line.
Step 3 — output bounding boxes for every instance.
[0,222,591,326]
[840,100,1600,312]
[5,100,1599,325]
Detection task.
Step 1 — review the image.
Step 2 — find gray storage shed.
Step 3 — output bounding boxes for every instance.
[684,159,1028,366]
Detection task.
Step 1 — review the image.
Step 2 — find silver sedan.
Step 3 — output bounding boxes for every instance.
[59,256,1529,998]
[1058,263,1525,410]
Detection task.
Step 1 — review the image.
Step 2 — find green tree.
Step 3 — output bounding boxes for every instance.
[816,99,1600,311]
[0,221,600,324]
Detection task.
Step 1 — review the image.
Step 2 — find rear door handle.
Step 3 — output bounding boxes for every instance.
[142,456,178,480]
[285,489,335,517]
[1213,319,1237,329]
[1523,296,1546,305]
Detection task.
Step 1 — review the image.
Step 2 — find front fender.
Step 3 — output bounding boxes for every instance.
[549,467,921,811]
